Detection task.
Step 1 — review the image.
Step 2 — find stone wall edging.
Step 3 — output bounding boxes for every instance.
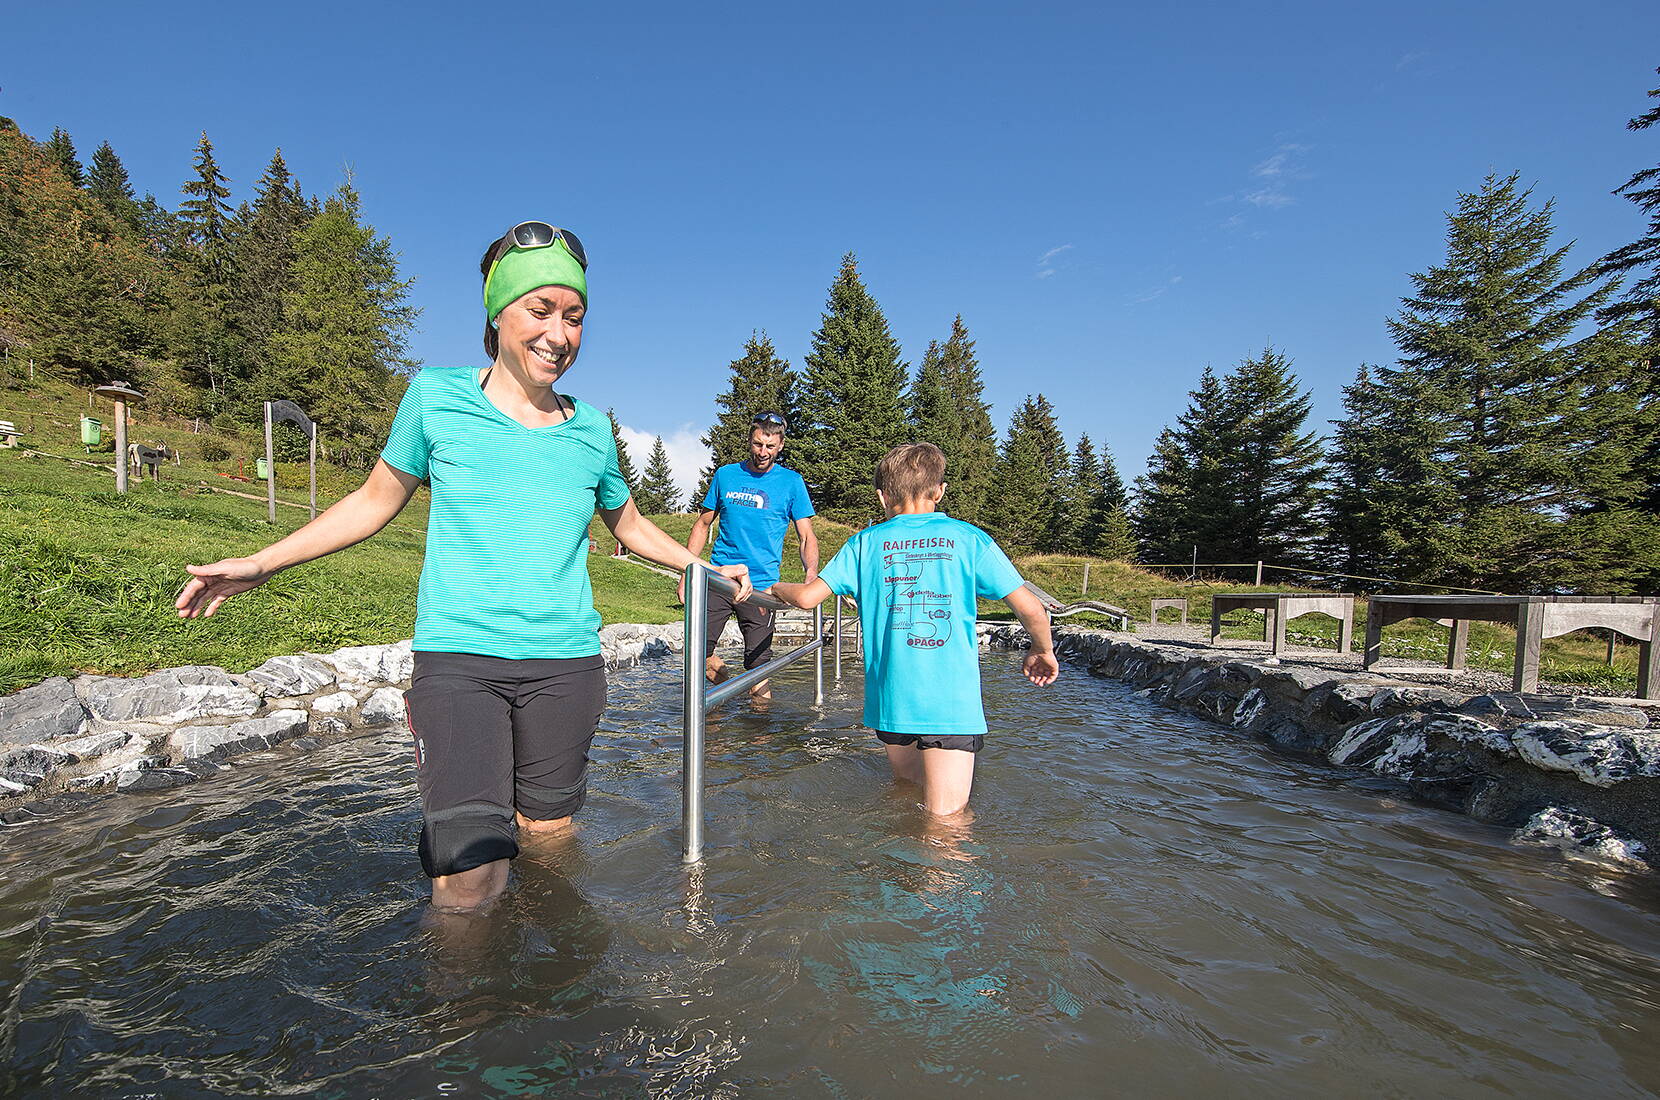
[0,620,728,816]
[984,625,1658,873]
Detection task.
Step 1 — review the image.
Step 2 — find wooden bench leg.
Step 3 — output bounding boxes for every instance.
[1363,608,1383,670]
[1640,607,1660,700]
[1448,620,1469,670]
[1271,605,1288,654]
[1338,604,1354,654]
[1515,601,1543,694]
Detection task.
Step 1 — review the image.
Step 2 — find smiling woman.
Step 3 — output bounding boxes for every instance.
[171,219,755,914]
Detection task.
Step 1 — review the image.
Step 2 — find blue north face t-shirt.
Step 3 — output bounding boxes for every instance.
[818,512,1025,735]
[701,462,815,590]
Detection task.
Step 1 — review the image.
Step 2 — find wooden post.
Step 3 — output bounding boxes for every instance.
[1255,560,1263,585]
[1081,563,1090,597]
[1338,599,1355,654]
[263,401,276,524]
[113,397,129,495]
[308,421,318,520]
[1607,630,1617,666]
[1363,604,1384,670]
[1448,620,1469,670]
[1270,601,1287,654]
[1639,606,1660,701]
[1209,601,1223,645]
[1514,598,1544,694]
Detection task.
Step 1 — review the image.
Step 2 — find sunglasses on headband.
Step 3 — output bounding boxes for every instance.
[492,221,588,270]
[752,412,787,430]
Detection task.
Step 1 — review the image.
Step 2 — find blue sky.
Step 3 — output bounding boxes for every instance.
[5,1,1657,494]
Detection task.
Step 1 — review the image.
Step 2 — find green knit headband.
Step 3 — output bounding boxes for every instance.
[484,240,588,322]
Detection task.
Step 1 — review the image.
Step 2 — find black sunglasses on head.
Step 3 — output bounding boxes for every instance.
[491,220,588,270]
[752,412,787,430]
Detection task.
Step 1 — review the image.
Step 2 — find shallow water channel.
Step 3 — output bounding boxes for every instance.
[3,652,1660,1096]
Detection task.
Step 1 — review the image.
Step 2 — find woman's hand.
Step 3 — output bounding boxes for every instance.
[175,558,278,618]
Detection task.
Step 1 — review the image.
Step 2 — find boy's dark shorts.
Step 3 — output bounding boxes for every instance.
[876,731,984,753]
[404,651,606,879]
[702,586,774,670]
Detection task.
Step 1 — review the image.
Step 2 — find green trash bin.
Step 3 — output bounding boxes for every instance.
[80,417,102,446]
[255,457,269,480]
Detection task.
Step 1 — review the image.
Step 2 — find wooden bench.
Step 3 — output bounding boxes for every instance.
[1210,592,1355,655]
[1149,597,1188,625]
[0,420,18,448]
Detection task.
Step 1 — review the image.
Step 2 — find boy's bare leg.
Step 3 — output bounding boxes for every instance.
[919,749,976,816]
[516,811,573,837]
[885,744,924,785]
[705,655,725,683]
[431,858,510,911]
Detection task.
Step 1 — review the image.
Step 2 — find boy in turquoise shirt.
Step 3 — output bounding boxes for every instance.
[771,443,1058,816]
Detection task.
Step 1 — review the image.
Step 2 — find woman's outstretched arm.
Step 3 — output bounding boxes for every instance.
[175,460,423,618]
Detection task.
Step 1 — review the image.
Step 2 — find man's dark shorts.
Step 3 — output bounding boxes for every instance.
[702,586,774,670]
[876,731,985,753]
[404,651,606,879]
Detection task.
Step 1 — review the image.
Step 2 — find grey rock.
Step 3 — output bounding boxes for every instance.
[308,716,349,736]
[327,641,413,686]
[169,710,308,761]
[0,677,88,745]
[311,691,357,715]
[1459,693,1648,730]
[1370,684,1463,715]
[77,666,260,724]
[1515,806,1650,870]
[1511,723,1660,789]
[0,745,73,789]
[56,730,133,761]
[1328,717,1402,768]
[360,687,406,725]
[118,767,199,792]
[292,736,327,751]
[245,655,336,698]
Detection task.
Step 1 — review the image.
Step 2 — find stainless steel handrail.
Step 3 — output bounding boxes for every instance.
[683,563,824,863]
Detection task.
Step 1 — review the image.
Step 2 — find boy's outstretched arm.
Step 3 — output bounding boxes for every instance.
[769,578,833,610]
[1003,585,1060,686]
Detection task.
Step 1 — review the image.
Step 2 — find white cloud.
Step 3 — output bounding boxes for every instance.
[1130,274,1184,304]
[617,422,710,509]
[1036,243,1074,280]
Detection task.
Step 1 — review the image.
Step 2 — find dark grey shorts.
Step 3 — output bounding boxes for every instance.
[703,586,774,670]
[404,651,606,878]
[876,730,985,753]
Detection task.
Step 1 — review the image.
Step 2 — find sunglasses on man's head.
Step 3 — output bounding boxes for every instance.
[495,220,588,270]
[752,412,787,430]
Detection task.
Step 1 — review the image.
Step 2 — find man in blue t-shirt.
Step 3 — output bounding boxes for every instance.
[681,412,818,700]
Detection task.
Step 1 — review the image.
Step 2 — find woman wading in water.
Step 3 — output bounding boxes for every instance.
[176,222,752,910]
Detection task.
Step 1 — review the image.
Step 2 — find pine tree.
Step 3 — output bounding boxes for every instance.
[1221,346,1325,564]
[606,409,640,492]
[637,436,683,514]
[173,132,239,396]
[697,330,796,499]
[1132,367,1234,564]
[793,253,909,520]
[86,141,137,224]
[985,395,1067,553]
[1346,173,1654,590]
[267,182,417,467]
[43,128,83,186]
[1598,66,1660,352]
[178,132,233,257]
[909,339,957,450]
[231,150,312,399]
[939,316,998,524]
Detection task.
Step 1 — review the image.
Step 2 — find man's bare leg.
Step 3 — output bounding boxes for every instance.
[516,811,574,838]
[706,655,726,684]
[919,749,975,816]
[885,743,924,785]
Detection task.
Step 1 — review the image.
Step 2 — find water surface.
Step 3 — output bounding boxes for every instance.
[2,652,1659,1097]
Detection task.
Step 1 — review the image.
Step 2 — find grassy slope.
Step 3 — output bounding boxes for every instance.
[1,380,1643,693]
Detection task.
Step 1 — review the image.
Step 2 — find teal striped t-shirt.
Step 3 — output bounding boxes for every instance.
[380,366,632,659]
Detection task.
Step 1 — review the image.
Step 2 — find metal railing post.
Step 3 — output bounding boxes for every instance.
[682,564,707,864]
[814,604,824,705]
[835,597,844,680]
